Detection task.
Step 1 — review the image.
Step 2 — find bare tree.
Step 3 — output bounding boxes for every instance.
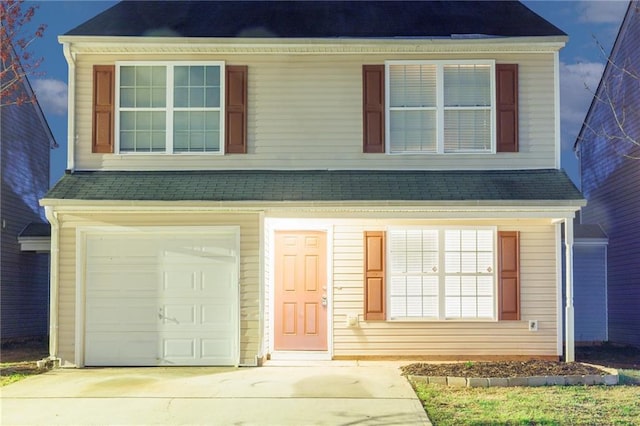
[581,5,640,159]
[0,0,46,107]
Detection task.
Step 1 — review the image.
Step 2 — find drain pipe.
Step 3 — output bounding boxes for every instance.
[564,217,575,362]
[62,42,76,172]
[44,206,60,365]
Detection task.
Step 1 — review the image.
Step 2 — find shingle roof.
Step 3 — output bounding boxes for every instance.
[44,170,583,203]
[65,1,566,38]
[18,222,51,237]
[574,224,608,240]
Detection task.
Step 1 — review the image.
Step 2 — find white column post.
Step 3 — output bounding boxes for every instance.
[564,217,575,362]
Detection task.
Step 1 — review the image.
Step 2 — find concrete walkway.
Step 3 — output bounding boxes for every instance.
[1,361,431,425]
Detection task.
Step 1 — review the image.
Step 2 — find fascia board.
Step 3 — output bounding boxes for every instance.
[39,198,584,212]
[58,35,567,54]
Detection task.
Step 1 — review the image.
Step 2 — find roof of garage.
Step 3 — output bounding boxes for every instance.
[44,169,583,204]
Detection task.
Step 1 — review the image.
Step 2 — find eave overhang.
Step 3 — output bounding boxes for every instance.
[58,35,567,55]
[18,236,51,252]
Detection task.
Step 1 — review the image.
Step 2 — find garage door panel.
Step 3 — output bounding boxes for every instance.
[162,271,197,292]
[202,267,234,295]
[159,337,234,365]
[85,332,158,366]
[163,265,234,295]
[87,272,158,297]
[202,338,234,360]
[162,338,196,360]
[86,299,157,332]
[161,304,196,326]
[202,303,235,326]
[88,237,161,256]
[159,301,233,330]
[85,230,239,367]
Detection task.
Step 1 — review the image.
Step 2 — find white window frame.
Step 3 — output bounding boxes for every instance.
[385,60,496,155]
[115,61,226,155]
[386,226,498,321]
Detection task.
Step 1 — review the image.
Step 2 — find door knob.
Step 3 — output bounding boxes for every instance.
[321,295,327,306]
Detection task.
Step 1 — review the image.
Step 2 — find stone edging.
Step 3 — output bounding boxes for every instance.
[408,364,619,387]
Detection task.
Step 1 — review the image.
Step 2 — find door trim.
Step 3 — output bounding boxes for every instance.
[76,225,240,367]
[266,219,333,360]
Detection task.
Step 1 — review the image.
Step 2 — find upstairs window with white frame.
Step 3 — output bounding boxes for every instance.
[116,63,223,154]
[388,228,495,320]
[387,61,494,154]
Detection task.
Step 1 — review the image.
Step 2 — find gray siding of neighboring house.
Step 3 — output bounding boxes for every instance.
[563,237,608,344]
[573,244,608,343]
[578,1,640,348]
[0,80,52,340]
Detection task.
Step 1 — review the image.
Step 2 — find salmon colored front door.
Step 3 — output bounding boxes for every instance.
[274,231,327,351]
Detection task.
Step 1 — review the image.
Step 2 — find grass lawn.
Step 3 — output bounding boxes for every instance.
[413,370,640,426]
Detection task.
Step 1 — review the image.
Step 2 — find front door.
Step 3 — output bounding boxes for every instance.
[274,231,327,351]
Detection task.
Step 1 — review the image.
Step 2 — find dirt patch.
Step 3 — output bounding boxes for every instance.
[1,338,49,379]
[576,344,640,370]
[0,338,48,363]
[401,359,608,378]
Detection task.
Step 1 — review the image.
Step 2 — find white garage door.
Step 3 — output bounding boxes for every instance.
[84,229,239,366]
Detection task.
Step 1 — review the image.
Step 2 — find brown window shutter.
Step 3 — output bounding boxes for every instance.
[92,65,115,153]
[362,65,385,153]
[496,64,519,153]
[364,231,386,320]
[225,65,248,154]
[498,231,520,320]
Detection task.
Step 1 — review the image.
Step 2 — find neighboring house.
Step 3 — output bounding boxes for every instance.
[1,55,54,342]
[575,0,640,348]
[42,1,585,367]
[563,223,609,344]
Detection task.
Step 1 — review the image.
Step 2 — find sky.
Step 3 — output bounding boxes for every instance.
[21,0,630,187]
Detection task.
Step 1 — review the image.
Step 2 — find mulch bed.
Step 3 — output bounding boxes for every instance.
[401,344,640,378]
[401,359,608,378]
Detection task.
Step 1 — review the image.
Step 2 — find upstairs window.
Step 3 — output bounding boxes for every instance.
[386,61,495,154]
[116,62,223,154]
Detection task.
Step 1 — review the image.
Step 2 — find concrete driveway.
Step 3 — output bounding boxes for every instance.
[1,361,431,425]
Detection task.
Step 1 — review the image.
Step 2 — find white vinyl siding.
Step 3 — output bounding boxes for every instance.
[72,52,557,171]
[387,61,494,154]
[330,219,559,358]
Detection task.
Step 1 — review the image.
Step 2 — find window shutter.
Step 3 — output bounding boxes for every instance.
[362,65,385,153]
[92,65,115,153]
[496,64,519,153]
[225,65,248,154]
[364,231,386,320]
[498,231,520,320]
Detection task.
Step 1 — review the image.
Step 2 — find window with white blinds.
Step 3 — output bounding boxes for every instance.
[387,61,494,154]
[388,227,496,320]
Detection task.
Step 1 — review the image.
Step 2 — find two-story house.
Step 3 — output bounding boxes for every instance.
[42,1,584,367]
[575,0,640,349]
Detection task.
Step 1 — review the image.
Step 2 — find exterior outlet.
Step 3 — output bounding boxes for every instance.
[529,320,539,332]
[347,314,359,327]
